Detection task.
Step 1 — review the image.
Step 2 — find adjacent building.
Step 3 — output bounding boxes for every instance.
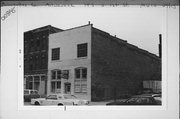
[47,24,161,101]
[24,25,63,95]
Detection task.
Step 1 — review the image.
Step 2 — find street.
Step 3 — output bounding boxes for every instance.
[24,100,121,106]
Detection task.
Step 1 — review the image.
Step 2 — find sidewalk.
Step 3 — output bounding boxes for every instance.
[89,101,110,106]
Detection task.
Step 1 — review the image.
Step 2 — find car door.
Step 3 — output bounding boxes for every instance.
[42,95,58,105]
[30,91,37,99]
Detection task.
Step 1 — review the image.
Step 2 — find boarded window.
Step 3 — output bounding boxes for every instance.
[74,84,81,93]
[74,67,87,93]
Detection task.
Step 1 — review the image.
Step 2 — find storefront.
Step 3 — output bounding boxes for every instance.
[24,74,47,95]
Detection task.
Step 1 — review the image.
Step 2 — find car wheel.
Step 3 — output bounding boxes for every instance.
[58,103,63,106]
[35,101,40,105]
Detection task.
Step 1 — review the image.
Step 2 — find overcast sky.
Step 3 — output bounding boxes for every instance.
[20,6,166,55]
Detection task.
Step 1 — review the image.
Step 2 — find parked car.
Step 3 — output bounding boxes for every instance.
[137,88,154,95]
[31,94,89,106]
[24,89,40,102]
[106,94,161,105]
[149,94,162,105]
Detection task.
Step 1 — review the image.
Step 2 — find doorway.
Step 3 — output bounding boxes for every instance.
[64,83,71,94]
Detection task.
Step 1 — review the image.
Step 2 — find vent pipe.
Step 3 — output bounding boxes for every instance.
[158,34,162,58]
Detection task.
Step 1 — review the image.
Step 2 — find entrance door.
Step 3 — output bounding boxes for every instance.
[64,83,71,94]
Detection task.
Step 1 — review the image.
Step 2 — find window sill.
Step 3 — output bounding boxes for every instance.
[51,60,61,63]
[75,57,88,60]
[74,92,87,94]
[75,79,87,80]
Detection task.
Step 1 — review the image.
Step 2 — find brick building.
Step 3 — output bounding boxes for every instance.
[47,24,161,101]
[24,25,63,95]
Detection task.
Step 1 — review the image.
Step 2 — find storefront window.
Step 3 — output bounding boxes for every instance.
[51,70,56,79]
[57,70,61,79]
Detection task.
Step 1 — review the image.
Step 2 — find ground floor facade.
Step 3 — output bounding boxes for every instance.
[47,59,92,101]
[24,74,47,95]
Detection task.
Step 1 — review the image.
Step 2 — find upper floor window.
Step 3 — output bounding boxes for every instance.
[36,39,40,47]
[77,43,87,58]
[52,48,60,60]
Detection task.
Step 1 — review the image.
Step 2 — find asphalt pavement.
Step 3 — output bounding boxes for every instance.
[24,100,112,106]
[24,99,127,106]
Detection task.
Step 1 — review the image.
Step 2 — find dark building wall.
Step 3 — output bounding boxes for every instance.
[24,30,48,74]
[24,25,63,75]
[91,27,161,101]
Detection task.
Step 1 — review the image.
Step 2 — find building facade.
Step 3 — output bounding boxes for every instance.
[47,24,161,101]
[48,25,92,100]
[24,25,63,95]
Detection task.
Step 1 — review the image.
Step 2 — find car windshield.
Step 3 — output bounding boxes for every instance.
[47,95,57,100]
[24,90,29,94]
[64,95,77,99]
[153,94,161,97]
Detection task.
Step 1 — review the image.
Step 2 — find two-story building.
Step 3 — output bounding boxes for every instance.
[24,25,63,95]
[47,24,161,101]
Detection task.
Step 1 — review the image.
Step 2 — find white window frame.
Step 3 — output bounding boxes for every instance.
[74,67,87,93]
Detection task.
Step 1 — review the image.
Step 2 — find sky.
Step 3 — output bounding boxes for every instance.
[19,6,166,55]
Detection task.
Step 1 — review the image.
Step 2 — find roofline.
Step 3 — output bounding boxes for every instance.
[64,24,92,32]
[92,27,160,60]
[50,24,93,36]
[24,25,63,33]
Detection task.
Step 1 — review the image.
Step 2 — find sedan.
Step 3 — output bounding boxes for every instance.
[31,94,89,106]
[106,94,161,105]
[24,89,40,102]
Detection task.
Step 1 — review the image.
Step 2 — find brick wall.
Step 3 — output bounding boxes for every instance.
[91,27,161,101]
[24,25,63,75]
[24,30,49,74]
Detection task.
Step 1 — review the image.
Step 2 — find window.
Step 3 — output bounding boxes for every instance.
[51,81,61,93]
[57,70,61,79]
[51,70,56,79]
[77,43,87,58]
[51,70,61,93]
[51,70,61,80]
[75,67,87,79]
[30,64,33,70]
[52,48,60,60]
[74,84,81,92]
[31,40,34,47]
[74,67,87,93]
[57,82,61,89]
[81,84,87,92]
[75,69,80,78]
[82,68,87,78]
[36,39,40,47]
